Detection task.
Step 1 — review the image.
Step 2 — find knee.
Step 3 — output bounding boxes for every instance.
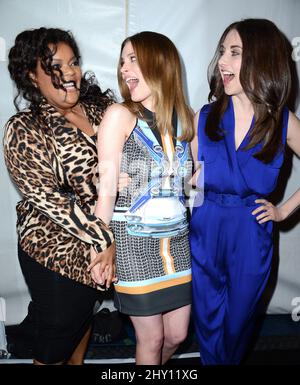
[164,327,188,347]
[135,330,164,351]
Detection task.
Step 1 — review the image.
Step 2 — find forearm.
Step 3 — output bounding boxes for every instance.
[278,188,300,219]
[94,166,119,225]
[94,194,116,226]
[4,120,113,252]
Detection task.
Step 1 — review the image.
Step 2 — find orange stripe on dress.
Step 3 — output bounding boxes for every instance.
[160,238,168,275]
[114,274,192,295]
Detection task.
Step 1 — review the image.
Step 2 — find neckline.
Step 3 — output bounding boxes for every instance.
[77,128,97,140]
[229,97,254,152]
[140,106,156,125]
[40,101,97,139]
[234,117,254,152]
[65,103,96,138]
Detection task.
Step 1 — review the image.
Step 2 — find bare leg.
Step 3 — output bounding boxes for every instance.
[130,314,164,365]
[67,326,92,365]
[161,305,191,364]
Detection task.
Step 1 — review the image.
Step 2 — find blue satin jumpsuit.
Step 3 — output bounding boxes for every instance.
[189,98,289,364]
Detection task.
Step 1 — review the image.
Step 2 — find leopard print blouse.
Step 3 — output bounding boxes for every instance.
[3,101,113,289]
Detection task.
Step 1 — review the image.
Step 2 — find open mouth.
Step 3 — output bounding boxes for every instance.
[62,81,78,91]
[125,77,139,92]
[222,71,234,86]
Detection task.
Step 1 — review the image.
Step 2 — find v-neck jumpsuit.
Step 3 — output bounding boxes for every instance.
[189,98,289,364]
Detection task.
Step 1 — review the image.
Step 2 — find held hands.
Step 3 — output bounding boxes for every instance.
[251,199,286,224]
[87,172,129,288]
[88,242,117,289]
[87,172,128,288]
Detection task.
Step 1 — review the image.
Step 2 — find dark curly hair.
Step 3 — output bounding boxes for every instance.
[8,27,115,112]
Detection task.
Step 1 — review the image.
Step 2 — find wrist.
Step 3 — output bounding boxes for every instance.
[278,205,290,221]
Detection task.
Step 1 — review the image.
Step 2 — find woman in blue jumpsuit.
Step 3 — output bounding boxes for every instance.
[190,19,300,365]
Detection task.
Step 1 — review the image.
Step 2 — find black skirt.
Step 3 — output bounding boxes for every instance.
[18,244,101,364]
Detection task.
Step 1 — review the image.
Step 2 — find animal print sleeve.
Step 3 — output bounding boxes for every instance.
[3,117,113,253]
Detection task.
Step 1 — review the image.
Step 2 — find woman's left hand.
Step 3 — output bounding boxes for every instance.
[251,199,285,223]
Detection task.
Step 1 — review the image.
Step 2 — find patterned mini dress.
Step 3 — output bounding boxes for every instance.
[111,109,192,316]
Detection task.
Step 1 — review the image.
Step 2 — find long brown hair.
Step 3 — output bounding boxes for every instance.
[117,31,193,142]
[206,19,291,163]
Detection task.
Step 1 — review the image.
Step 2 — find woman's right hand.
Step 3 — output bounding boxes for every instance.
[88,243,117,289]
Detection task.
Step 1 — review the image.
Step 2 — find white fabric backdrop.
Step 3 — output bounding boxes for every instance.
[0,0,299,324]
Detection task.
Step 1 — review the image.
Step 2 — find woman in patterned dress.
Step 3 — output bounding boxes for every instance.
[92,31,194,364]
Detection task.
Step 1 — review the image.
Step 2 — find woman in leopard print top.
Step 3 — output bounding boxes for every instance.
[3,27,116,365]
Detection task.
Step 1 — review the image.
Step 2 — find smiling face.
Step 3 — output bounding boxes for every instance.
[119,41,153,110]
[218,29,244,97]
[30,42,81,112]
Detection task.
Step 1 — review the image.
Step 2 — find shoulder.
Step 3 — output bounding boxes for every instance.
[195,103,212,119]
[4,110,38,139]
[103,103,135,119]
[4,110,43,156]
[194,103,212,126]
[5,109,33,127]
[200,103,212,116]
[100,103,136,136]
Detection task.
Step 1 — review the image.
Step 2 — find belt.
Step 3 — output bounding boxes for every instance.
[205,190,260,207]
